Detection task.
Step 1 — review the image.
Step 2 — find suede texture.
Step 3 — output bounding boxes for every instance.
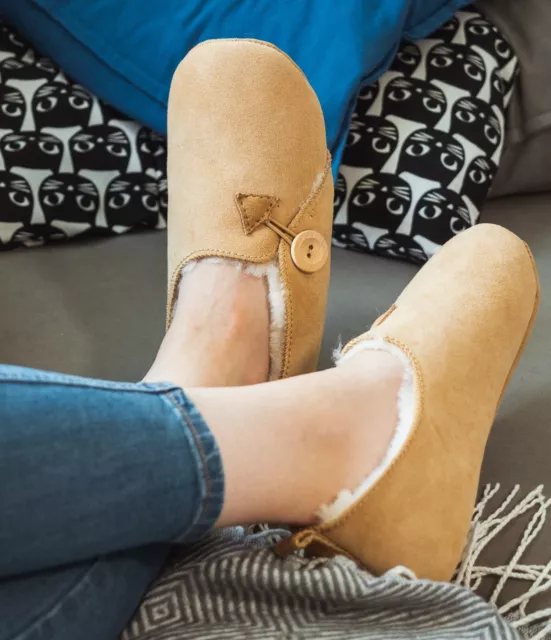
[278,224,540,582]
[167,39,334,378]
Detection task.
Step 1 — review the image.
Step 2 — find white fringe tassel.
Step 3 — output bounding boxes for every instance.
[454,484,551,640]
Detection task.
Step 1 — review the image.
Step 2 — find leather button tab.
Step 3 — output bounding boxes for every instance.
[291,230,328,273]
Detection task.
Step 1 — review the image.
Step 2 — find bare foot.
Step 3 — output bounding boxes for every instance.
[187,348,404,527]
[145,261,270,387]
[145,260,404,527]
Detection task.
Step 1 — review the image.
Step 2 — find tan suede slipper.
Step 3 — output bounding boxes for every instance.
[277,224,540,582]
[167,39,333,379]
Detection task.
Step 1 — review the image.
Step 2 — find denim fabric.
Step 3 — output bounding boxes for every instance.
[0,365,224,640]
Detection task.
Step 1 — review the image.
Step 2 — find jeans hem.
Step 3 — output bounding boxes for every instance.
[160,388,225,542]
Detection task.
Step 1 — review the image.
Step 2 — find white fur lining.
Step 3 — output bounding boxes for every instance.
[178,258,286,381]
[317,339,416,522]
[311,167,326,193]
[243,260,286,381]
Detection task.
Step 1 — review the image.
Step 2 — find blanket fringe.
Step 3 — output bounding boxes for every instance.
[453,484,551,640]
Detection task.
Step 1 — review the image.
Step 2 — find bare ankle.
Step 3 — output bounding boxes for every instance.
[204,356,405,528]
[286,352,404,524]
[145,261,270,387]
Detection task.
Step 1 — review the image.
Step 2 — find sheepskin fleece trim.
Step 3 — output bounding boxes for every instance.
[317,339,415,522]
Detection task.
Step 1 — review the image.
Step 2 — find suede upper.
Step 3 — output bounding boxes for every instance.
[279,224,540,581]
[167,40,334,378]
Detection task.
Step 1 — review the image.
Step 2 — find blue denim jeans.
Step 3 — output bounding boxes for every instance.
[0,365,225,640]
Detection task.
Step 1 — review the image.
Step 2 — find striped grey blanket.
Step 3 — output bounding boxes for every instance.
[122,526,519,640]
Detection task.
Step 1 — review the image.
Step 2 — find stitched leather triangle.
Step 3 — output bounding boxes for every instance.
[235,193,279,235]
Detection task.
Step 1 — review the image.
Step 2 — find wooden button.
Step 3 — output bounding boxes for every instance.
[290,230,328,273]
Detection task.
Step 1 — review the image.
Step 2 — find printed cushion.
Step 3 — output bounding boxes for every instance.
[0,8,516,260]
[0,23,166,249]
[333,5,518,264]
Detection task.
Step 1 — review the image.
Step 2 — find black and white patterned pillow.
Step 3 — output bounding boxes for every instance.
[0,8,517,259]
[0,22,166,250]
[333,5,519,264]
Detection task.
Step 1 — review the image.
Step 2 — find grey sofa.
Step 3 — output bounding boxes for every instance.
[1,193,550,605]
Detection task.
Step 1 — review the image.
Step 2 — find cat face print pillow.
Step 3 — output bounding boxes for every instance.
[334,6,518,264]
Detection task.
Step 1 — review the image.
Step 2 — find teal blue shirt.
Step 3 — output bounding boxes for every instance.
[2,0,469,172]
